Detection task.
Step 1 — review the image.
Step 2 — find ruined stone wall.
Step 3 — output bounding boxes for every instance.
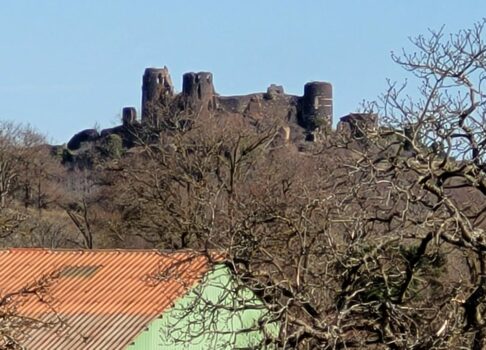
[217,94,263,114]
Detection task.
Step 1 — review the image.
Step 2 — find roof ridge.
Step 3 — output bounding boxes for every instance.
[1,248,208,253]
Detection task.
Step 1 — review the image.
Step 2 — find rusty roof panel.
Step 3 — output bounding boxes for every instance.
[0,249,215,349]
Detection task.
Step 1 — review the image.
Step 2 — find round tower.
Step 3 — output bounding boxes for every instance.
[141,67,174,122]
[182,72,216,112]
[300,82,333,137]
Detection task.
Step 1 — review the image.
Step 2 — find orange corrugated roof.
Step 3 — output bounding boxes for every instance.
[0,248,220,350]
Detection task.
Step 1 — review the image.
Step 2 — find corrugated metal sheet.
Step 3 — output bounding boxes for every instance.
[128,265,279,350]
[0,248,216,350]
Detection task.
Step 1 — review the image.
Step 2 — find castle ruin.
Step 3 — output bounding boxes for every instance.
[139,66,333,140]
[67,66,337,151]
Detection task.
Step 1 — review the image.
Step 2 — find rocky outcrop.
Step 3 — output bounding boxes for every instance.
[338,113,377,138]
[67,129,99,150]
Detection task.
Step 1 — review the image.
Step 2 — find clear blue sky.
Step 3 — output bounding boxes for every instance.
[1,1,485,144]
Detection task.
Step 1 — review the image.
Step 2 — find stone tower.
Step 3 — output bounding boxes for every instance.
[122,107,137,126]
[300,82,333,139]
[141,67,175,122]
[182,72,216,112]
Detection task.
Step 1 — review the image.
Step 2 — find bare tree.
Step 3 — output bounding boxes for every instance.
[0,121,28,208]
[109,107,370,348]
[339,19,486,349]
[64,198,96,249]
[0,271,61,349]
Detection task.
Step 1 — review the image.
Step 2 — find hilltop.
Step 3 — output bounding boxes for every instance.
[60,66,378,169]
